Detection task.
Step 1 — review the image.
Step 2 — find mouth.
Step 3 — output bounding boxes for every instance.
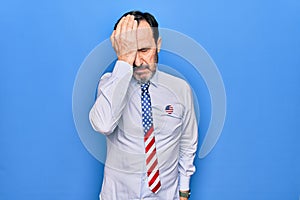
[132,65,155,83]
[133,65,149,69]
[133,66,149,74]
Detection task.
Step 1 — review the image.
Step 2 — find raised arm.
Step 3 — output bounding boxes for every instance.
[89,15,138,135]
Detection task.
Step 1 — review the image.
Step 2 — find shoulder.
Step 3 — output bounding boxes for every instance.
[157,71,192,94]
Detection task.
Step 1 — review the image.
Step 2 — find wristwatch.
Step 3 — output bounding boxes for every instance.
[179,190,191,198]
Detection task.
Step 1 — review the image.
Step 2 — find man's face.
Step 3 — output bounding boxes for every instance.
[133,20,161,83]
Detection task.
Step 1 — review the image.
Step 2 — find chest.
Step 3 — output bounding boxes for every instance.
[120,86,184,136]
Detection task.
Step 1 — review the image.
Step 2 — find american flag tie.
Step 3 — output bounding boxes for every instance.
[141,82,161,193]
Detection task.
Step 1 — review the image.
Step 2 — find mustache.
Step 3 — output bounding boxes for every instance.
[133,64,150,70]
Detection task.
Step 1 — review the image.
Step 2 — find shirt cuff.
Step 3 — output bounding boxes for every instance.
[179,174,191,191]
[112,60,133,77]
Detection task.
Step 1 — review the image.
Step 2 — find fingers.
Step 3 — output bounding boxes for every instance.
[115,16,125,36]
[110,14,138,65]
[126,15,135,31]
[110,30,115,47]
[132,18,138,32]
[116,15,136,35]
[120,15,129,34]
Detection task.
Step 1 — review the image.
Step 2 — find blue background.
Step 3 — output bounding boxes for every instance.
[1,0,300,200]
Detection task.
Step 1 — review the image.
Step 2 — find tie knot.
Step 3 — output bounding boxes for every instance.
[141,82,150,92]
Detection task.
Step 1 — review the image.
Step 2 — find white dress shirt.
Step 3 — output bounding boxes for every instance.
[89,61,198,200]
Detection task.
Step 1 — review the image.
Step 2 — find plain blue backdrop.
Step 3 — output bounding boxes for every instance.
[1,0,300,200]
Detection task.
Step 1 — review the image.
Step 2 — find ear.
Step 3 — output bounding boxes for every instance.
[156,37,162,53]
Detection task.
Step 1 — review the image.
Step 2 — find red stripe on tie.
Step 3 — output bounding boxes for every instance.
[146,148,156,164]
[145,137,155,153]
[151,181,161,193]
[144,126,154,141]
[147,159,158,176]
[149,170,160,186]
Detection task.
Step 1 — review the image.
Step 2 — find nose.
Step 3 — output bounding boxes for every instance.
[134,52,143,67]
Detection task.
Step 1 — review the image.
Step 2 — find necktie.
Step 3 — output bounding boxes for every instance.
[141,82,161,193]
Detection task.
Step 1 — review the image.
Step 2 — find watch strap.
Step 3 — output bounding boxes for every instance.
[179,190,191,198]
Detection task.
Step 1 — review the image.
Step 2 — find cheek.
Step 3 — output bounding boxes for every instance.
[149,64,156,73]
[143,50,157,63]
[144,54,154,63]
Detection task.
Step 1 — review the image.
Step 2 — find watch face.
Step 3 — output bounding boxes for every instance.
[179,191,190,198]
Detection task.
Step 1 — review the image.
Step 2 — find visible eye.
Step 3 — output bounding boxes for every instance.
[139,48,150,53]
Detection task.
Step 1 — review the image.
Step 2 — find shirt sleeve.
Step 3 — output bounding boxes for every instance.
[89,60,133,135]
[178,84,198,191]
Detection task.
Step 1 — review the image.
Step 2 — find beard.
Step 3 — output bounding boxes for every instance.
[133,64,156,84]
[132,52,158,84]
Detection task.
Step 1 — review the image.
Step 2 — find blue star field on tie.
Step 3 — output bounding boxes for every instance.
[141,82,161,194]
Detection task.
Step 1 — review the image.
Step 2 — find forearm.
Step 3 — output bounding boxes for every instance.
[89,61,133,134]
[178,85,198,191]
[178,114,197,198]
[178,152,196,190]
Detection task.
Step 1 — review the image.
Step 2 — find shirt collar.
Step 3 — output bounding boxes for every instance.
[131,69,159,88]
[150,70,159,87]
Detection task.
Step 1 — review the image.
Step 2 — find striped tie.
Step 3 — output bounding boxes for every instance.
[141,82,161,193]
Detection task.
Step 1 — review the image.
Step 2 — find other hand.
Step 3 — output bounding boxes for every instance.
[110,14,138,66]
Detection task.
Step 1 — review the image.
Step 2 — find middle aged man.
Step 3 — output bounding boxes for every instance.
[89,11,198,200]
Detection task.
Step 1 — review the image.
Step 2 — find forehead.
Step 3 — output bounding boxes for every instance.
[136,20,156,48]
